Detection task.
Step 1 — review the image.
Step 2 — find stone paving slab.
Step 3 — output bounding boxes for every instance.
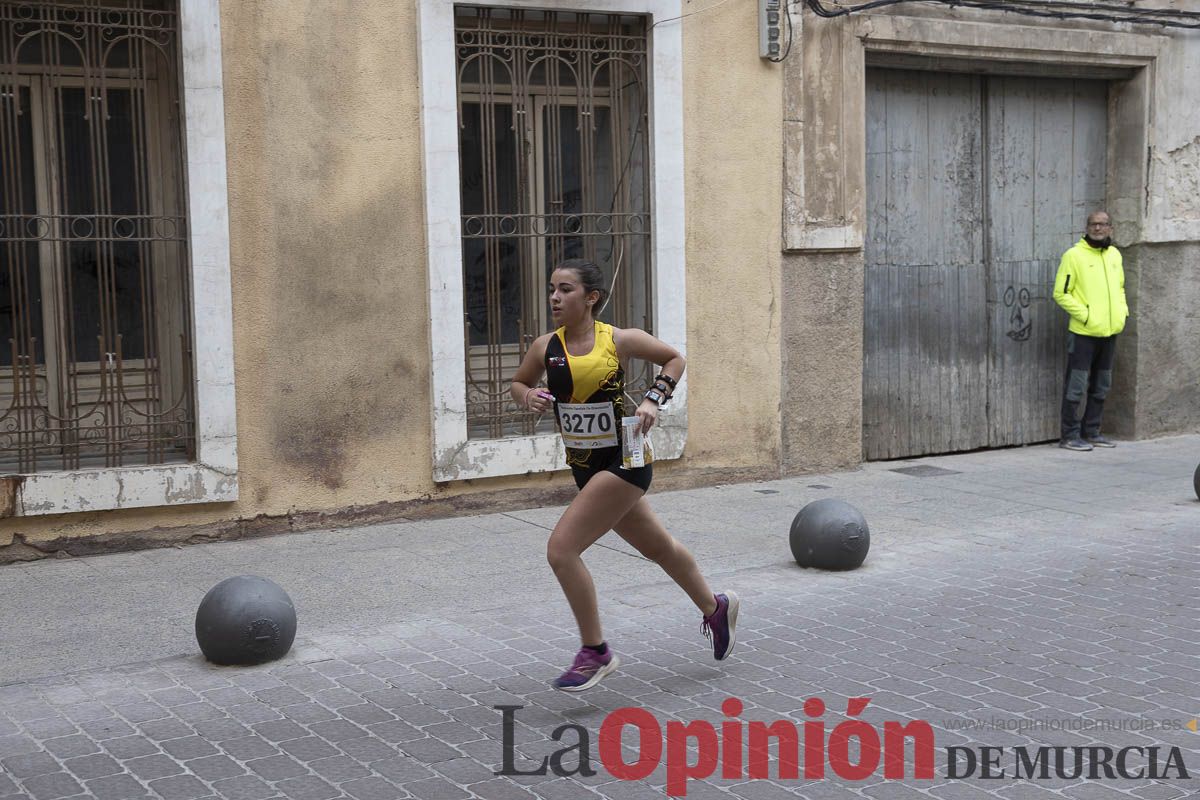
[1,436,1199,799]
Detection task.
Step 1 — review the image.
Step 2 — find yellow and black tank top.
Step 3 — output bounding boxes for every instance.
[544,320,640,469]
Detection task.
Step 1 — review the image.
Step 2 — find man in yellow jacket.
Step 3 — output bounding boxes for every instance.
[1052,211,1129,451]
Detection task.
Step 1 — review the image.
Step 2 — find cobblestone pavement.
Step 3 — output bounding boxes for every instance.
[1,437,1198,799]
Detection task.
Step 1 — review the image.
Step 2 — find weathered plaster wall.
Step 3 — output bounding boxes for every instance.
[1110,242,1200,439]
[679,0,783,474]
[1146,27,1200,242]
[1132,30,1200,437]
[222,1,434,510]
[0,0,785,556]
[780,251,863,473]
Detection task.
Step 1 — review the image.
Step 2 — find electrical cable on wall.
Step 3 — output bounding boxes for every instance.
[650,0,739,30]
[769,0,797,62]
[805,0,1200,28]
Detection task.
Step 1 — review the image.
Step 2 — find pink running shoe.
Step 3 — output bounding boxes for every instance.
[703,591,739,661]
[552,647,620,692]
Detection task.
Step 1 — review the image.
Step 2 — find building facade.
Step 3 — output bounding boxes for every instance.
[0,0,1196,558]
[782,1,1200,468]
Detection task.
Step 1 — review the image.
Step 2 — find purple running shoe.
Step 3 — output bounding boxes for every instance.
[552,647,620,692]
[702,591,739,661]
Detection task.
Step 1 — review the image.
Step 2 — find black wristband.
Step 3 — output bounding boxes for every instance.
[654,373,677,390]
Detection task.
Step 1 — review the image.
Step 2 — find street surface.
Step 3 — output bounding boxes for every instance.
[1,435,1198,799]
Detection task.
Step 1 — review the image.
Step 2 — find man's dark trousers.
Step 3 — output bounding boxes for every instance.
[1061,332,1117,441]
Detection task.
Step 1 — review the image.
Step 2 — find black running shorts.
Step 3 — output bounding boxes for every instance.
[571,457,653,493]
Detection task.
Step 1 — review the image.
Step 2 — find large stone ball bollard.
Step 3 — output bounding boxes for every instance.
[195,575,297,665]
[1194,463,1200,501]
[789,499,870,570]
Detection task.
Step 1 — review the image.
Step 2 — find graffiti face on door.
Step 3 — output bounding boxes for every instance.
[1004,285,1032,341]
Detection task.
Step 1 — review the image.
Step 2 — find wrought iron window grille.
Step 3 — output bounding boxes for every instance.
[455,5,656,441]
[0,0,195,474]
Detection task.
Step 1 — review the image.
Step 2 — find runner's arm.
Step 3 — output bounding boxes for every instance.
[510,333,552,413]
[615,328,685,385]
[615,328,685,433]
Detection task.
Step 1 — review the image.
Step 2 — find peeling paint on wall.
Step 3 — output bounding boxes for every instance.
[164,470,207,504]
[0,476,24,518]
[1158,135,1200,221]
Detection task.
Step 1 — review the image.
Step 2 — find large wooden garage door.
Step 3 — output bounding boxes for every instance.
[863,68,1107,460]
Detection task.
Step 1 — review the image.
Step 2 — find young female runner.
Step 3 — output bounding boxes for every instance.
[510,259,738,691]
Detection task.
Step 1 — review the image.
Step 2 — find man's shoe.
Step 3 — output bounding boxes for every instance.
[702,591,739,661]
[552,647,619,692]
[1060,438,1093,451]
[1085,434,1116,448]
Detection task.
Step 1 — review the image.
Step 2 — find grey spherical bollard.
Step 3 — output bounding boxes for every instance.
[1194,463,1200,501]
[789,498,870,570]
[195,575,297,665]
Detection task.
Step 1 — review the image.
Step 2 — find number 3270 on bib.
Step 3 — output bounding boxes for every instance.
[557,402,618,449]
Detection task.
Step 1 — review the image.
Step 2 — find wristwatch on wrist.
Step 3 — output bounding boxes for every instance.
[644,388,664,405]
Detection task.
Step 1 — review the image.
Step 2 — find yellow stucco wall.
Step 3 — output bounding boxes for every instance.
[682,0,784,470]
[220,0,435,512]
[0,0,782,552]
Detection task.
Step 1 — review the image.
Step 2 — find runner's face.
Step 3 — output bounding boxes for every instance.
[549,269,593,325]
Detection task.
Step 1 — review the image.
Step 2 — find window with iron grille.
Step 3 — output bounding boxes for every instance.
[455,6,654,441]
[0,0,193,475]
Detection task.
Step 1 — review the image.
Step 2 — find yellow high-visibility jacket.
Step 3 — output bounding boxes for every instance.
[1052,238,1129,338]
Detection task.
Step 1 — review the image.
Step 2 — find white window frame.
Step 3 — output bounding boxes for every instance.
[418,0,687,482]
[13,0,237,515]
